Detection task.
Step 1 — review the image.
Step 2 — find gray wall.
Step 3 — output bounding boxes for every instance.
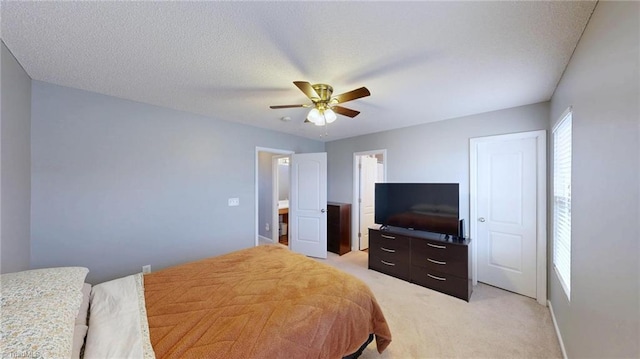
[258,151,274,239]
[30,81,323,284]
[278,162,289,201]
[326,102,550,235]
[549,2,639,357]
[1,42,32,274]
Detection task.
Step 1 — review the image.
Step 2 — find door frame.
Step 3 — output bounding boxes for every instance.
[469,130,547,305]
[352,149,387,252]
[255,147,294,247]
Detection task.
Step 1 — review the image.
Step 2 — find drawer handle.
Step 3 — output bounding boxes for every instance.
[427,243,446,249]
[427,273,446,281]
[427,258,446,265]
[380,247,395,253]
[380,260,396,266]
[381,234,396,240]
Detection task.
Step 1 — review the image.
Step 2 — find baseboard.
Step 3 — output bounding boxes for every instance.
[548,300,568,359]
[259,235,274,243]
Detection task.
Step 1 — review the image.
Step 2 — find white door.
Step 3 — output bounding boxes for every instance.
[290,152,327,259]
[476,135,539,298]
[359,156,378,250]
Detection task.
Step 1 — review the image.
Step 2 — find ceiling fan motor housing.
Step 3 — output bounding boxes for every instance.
[311,84,336,111]
[312,84,333,102]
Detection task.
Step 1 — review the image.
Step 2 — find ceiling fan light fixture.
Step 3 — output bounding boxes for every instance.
[314,111,326,126]
[307,108,322,124]
[324,108,337,124]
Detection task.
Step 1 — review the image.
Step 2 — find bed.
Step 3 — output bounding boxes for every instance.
[1,245,392,359]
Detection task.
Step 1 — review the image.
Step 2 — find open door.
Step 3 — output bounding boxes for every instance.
[352,150,386,252]
[359,156,378,250]
[290,152,327,258]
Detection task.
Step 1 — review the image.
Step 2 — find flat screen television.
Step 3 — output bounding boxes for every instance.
[375,183,460,236]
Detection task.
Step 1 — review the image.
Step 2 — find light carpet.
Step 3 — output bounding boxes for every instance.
[317,250,562,359]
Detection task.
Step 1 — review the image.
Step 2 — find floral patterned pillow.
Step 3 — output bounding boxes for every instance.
[0,267,88,359]
[0,292,82,359]
[0,267,89,306]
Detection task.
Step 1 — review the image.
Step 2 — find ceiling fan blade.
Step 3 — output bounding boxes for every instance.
[332,87,370,104]
[293,81,320,100]
[270,104,307,109]
[333,106,360,118]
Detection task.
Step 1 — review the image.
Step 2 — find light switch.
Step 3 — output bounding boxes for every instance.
[228,198,240,206]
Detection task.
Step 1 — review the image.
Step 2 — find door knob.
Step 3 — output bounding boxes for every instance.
[478,217,486,222]
[321,209,326,213]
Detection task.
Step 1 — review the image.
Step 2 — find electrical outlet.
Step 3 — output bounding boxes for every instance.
[266,223,270,231]
[142,265,151,274]
[228,198,240,206]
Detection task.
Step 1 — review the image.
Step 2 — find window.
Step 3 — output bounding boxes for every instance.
[553,108,572,300]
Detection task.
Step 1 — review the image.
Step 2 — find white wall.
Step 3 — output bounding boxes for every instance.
[549,2,639,357]
[326,102,550,235]
[30,81,324,284]
[0,41,32,274]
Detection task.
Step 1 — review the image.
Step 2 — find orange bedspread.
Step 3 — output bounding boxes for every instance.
[143,245,392,359]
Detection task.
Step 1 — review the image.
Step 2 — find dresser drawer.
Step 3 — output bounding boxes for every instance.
[412,238,467,259]
[411,239,466,275]
[369,243,407,264]
[369,229,411,251]
[411,266,470,301]
[368,227,471,301]
[369,253,411,281]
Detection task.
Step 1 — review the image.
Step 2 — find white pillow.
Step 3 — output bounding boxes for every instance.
[1,267,89,306]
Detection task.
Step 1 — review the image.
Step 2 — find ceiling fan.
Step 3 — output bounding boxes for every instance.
[270,81,370,126]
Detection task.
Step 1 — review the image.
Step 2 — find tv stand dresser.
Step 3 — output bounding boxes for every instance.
[368,225,472,301]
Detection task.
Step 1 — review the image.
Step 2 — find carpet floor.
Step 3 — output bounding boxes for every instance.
[317,250,563,359]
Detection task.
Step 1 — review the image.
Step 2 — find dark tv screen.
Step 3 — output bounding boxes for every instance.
[375,183,460,235]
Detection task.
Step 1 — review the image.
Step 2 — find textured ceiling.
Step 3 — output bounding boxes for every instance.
[1,1,596,141]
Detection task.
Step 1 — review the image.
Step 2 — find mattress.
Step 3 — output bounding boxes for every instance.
[142,245,392,358]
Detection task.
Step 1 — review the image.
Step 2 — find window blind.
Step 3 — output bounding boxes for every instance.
[553,109,572,300]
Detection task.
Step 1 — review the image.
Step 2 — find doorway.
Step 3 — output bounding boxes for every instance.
[255,147,293,247]
[255,148,328,259]
[273,156,290,245]
[470,130,547,305]
[352,150,386,251]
